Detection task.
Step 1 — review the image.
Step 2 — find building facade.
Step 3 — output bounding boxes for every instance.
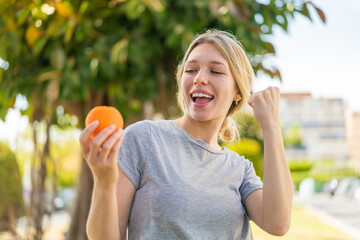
[346,111,360,170]
[279,92,348,161]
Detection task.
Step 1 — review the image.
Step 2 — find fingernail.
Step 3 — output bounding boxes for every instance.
[91,120,99,126]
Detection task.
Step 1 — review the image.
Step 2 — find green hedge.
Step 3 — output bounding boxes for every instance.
[289,158,360,191]
[288,159,313,172]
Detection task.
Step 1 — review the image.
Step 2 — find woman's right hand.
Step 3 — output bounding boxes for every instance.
[79,121,124,188]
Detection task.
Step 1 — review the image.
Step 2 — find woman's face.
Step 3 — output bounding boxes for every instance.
[181,43,240,123]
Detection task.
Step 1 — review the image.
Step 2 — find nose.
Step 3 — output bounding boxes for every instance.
[193,69,208,86]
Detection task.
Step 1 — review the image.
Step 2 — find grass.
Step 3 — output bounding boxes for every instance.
[251,204,355,240]
[0,203,355,240]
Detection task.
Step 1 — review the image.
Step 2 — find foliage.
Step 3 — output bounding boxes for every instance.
[234,113,263,147]
[50,138,81,188]
[309,159,359,191]
[226,138,263,179]
[284,125,304,148]
[55,105,79,130]
[289,159,313,172]
[288,159,313,189]
[289,158,360,190]
[0,0,326,122]
[13,126,81,189]
[0,142,25,230]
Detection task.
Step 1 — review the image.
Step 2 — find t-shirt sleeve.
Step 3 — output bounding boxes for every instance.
[117,121,150,189]
[239,157,263,206]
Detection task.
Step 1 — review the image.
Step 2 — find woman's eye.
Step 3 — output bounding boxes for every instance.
[185,69,196,73]
[211,70,222,74]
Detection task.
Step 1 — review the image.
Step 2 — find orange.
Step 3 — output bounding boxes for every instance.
[85,106,124,138]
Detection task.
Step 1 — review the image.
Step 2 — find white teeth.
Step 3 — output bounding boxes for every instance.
[191,92,213,98]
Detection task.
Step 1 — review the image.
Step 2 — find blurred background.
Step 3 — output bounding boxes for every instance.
[0,0,359,239]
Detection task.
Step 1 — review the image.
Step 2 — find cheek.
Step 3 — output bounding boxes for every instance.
[182,75,192,84]
[181,76,192,92]
[219,82,238,102]
[180,76,192,102]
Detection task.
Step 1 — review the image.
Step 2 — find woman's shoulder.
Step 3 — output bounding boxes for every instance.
[124,119,172,135]
[223,147,248,163]
[223,147,242,156]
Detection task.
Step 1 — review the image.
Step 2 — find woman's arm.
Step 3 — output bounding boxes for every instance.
[87,167,135,240]
[87,181,120,239]
[79,122,135,239]
[245,87,293,236]
[116,168,136,240]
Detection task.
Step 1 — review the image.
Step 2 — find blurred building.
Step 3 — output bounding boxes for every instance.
[279,92,348,161]
[345,111,360,171]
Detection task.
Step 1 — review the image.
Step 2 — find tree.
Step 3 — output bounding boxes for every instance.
[0,0,326,239]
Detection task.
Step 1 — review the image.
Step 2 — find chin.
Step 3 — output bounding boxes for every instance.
[188,111,216,122]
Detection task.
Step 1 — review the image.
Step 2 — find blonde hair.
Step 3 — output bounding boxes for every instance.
[176,29,254,143]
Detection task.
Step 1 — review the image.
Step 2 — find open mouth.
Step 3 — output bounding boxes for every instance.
[191,92,214,103]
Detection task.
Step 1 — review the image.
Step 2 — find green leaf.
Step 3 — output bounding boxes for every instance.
[79,1,90,14]
[32,37,47,55]
[16,8,30,26]
[90,58,99,78]
[110,39,129,64]
[0,35,7,57]
[64,17,76,43]
[125,0,146,19]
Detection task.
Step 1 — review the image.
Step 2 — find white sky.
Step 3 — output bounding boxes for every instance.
[1,0,360,144]
[253,0,360,111]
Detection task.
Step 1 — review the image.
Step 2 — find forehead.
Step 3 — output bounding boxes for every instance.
[186,43,229,67]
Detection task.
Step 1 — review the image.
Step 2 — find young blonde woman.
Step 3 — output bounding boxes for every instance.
[80,29,293,240]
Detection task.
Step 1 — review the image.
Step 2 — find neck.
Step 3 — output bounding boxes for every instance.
[174,115,223,151]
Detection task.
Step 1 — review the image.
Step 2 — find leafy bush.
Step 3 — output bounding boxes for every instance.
[310,159,359,190]
[288,159,314,190]
[289,158,360,191]
[288,159,313,172]
[0,142,25,231]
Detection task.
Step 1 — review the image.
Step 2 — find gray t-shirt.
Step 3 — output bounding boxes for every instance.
[117,120,263,240]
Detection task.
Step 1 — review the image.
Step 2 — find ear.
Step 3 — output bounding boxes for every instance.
[233,92,241,102]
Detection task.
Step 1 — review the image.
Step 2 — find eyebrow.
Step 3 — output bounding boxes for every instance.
[186,59,227,67]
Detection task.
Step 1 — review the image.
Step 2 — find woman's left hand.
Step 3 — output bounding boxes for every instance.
[247,86,280,129]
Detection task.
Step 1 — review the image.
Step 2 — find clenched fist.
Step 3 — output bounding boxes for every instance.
[247,87,280,129]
